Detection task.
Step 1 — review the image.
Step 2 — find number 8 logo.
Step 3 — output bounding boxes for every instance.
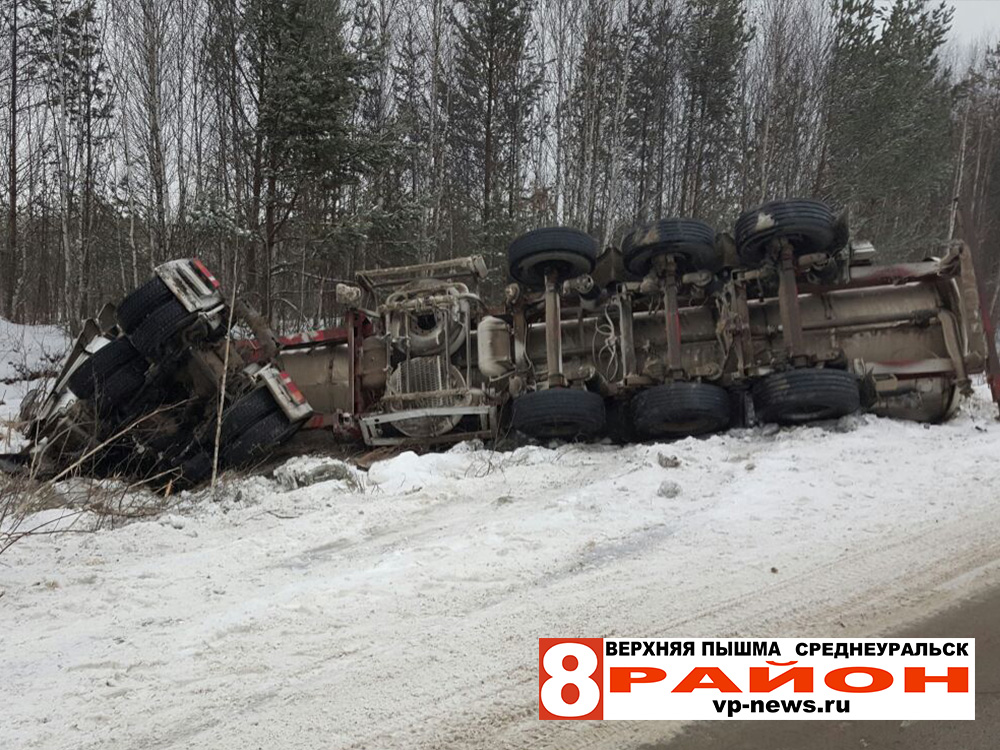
[539,639,603,719]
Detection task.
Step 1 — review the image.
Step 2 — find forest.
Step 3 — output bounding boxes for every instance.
[0,0,998,331]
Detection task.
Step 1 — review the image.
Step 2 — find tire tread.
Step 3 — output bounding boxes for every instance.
[130,300,193,360]
[512,388,605,439]
[117,277,174,333]
[508,227,599,288]
[622,218,720,276]
[752,368,860,424]
[735,199,839,266]
[631,381,731,438]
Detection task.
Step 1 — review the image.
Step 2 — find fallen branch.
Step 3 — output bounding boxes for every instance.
[1,367,59,385]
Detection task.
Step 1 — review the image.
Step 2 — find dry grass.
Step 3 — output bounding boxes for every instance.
[0,469,186,557]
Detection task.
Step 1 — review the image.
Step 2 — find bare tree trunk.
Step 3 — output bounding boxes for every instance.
[78,7,94,320]
[122,127,140,288]
[601,2,634,244]
[264,145,277,322]
[52,7,77,327]
[949,100,970,240]
[483,65,495,225]
[680,89,696,215]
[6,0,18,319]
[429,0,444,261]
[141,0,169,263]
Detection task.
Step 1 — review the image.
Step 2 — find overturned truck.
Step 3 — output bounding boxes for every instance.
[6,199,999,485]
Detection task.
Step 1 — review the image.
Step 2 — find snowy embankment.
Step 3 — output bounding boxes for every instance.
[1,379,999,749]
[0,318,68,451]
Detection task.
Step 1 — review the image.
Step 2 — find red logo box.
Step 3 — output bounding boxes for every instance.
[539,638,604,720]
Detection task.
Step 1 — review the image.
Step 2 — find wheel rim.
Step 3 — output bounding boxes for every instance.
[511,250,594,287]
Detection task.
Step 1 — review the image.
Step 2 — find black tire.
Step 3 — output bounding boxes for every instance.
[752,368,860,425]
[117,277,174,334]
[511,388,605,439]
[130,299,195,361]
[508,227,599,288]
[631,382,731,438]
[219,387,280,446]
[735,199,838,267]
[622,219,721,276]
[93,362,147,415]
[222,410,299,467]
[178,451,213,486]
[68,338,143,399]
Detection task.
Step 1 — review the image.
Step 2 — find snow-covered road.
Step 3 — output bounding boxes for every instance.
[2,386,999,749]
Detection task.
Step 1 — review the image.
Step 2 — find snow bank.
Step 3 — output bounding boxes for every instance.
[2,387,998,749]
[0,318,69,450]
[367,448,487,493]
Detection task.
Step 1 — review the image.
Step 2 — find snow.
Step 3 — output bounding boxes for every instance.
[0,318,69,451]
[2,385,999,750]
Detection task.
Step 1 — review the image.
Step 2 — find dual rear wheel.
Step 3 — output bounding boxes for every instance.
[510,382,731,441]
[168,387,303,486]
[508,218,725,287]
[631,382,730,439]
[117,275,199,362]
[752,368,860,425]
[508,227,599,288]
[217,387,301,467]
[67,337,148,416]
[511,369,860,440]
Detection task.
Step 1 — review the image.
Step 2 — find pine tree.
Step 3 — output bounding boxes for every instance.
[244,0,357,316]
[447,0,542,264]
[563,0,623,237]
[821,0,953,256]
[623,0,678,222]
[678,0,753,222]
[349,0,423,270]
[392,13,435,262]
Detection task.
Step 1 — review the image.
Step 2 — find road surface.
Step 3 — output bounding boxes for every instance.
[652,585,1000,750]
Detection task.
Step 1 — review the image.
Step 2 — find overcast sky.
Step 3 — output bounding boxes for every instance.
[947,0,1000,43]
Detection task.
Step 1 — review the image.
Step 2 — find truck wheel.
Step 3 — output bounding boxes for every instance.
[93,361,147,416]
[622,219,721,276]
[130,299,195,361]
[735,199,839,267]
[219,387,280,446]
[631,382,731,438]
[117,277,174,334]
[68,338,143,399]
[752,369,860,425]
[222,410,299,467]
[511,388,605,439]
[178,451,213,486]
[508,227,599,289]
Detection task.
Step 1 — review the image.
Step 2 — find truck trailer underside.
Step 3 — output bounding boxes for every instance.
[4,200,998,485]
